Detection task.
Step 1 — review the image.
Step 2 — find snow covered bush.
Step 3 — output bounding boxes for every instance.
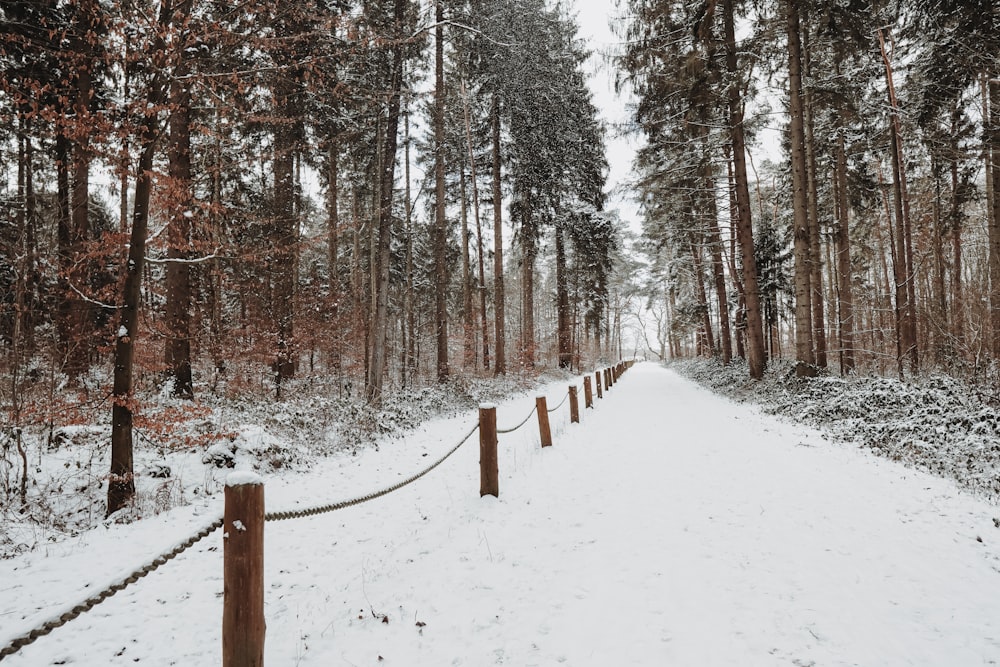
[672,358,1000,501]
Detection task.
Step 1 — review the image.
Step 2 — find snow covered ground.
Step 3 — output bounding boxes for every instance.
[2,362,999,665]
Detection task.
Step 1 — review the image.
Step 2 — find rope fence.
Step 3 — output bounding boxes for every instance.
[496,404,538,434]
[0,361,636,664]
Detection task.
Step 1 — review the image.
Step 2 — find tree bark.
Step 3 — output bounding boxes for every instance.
[723,0,766,379]
[271,92,297,387]
[165,56,194,399]
[989,77,1000,359]
[834,129,855,374]
[491,93,506,375]
[462,79,490,370]
[555,219,571,367]
[109,0,180,517]
[703,159,732,364]
[787,0,814,373]
[65,0,97,381]
[951,98,965,352]
[690,231,715,357]
[327,137,342,375]
[802,20,827,369]
[432,0,450,383]
[879,28,918,373]
[460,169,476,369]
[521,212,537,368]
[365,0,406,402]
[403,111,417,385]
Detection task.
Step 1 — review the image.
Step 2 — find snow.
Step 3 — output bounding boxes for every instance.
[225,471,263,487]
[2,363,999,665]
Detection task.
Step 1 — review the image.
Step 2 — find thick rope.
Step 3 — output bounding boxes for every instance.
[547,391,570,413]
[496,405,538,434]
[265,422,479,521]
[0,516,224,662]
[0,422,481,660]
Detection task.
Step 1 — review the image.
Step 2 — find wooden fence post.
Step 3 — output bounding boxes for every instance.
[223,473,265,667]
[605,368,612,389]
[536,396,553,447]
[595,371,603,399]
[583,376,593,408]
[479,404,499,497]
[569,385,579,423]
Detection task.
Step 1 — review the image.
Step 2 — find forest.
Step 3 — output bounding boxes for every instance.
[2,0,1000,523]
[0,0,616,519]
[618,0,1000,383]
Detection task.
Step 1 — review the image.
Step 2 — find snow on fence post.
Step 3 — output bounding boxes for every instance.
[569,385,580,423]
[595,371,603,399]
[223,472,265,667]
[536,396,553,447]
[583,376,593,408]
[479,404,499,497]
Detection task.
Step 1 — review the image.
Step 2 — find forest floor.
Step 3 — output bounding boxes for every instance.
[1,361,999,665]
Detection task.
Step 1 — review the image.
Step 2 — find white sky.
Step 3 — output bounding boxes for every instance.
[566,0,644,234]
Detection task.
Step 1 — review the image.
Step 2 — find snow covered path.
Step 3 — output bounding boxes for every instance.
[2,362,1000,665]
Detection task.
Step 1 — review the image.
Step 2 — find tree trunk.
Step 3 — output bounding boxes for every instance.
[803,22,827,369]
[432,0,450,383]
[16,115,38,356]
[207,106,225,376]
[555,219,571,368]
[723,0,766,379]
[462,80,490,370]
[951,98,965,352]
[703,159,732,364]
[460,169,476,369]
[272,96,297,388]
[787,0,814,373]
[66,35,95,381]
[404,111,417,385]
[690,232,715,356]
[109,0,181,517]
[165,65,194,399]
[988,77,1000,359]
[834,129,855,374]
[931,159,948,360]
[521,215,537,368]
[365,0,406,402]
[491,93,506,375]
[879,28,918,374]
[327,137,341,375]
[56,131,73,374]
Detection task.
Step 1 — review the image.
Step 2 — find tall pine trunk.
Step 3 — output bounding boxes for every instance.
[988,76,1000,359]
[491,94,506,375]
[462,80,490,370]
[879,29,918,374]
[432,0,450,383]
[365,0,406,402]
[803,24,826,369]
[702,146,732,364]
[327,138,342,375]
[460,169,476,369]
[165,63,194,399]
[834,129,855,374]
[787,0,814,374]
[723,0,766,379]
[109,0,182,517]
[555,219,571,368]
[521,211,537,368]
